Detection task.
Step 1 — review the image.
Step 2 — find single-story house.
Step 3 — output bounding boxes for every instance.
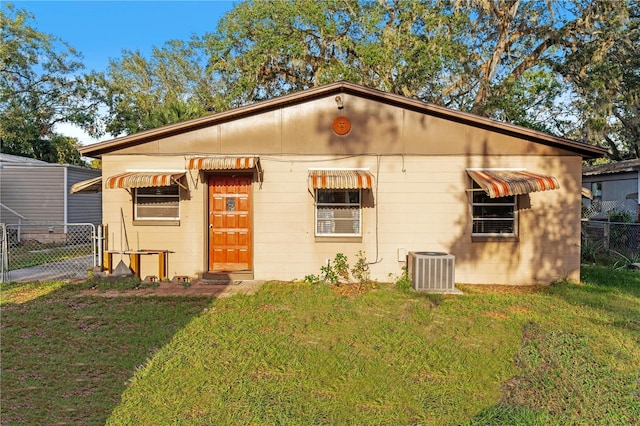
[0,153,102,242]
[582,159,640,222]
[78,82,604,285]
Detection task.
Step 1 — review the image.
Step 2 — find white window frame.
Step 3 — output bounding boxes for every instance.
[471,181,517,237]
[134,185,180,221]
[315,189,362,237]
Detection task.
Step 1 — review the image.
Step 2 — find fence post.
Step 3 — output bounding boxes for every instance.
[1,224,7,283]
[97,224,104,270]
[604,222,610,251]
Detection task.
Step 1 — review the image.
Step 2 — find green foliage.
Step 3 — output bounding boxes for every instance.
[350,250,370,283]
[303,274,320,284]
[94,40,215,136]
[391,265,412,292]
[610,250,640,271]
[309,252,371,286]
[333,252,350,282]
[580,238,604,264]
[0,5,99,164]
[609,209,634,223]
[197,0,461,107]
[560,1,640,160]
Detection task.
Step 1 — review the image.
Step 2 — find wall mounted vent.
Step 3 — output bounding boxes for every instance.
[408,251,456,293]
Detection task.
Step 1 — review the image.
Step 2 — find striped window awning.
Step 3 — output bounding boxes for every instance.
[70,176,102,194]
[467,169,559,198]
[105,172,186,189]
[187,156,260,170]
[309,169,374,190]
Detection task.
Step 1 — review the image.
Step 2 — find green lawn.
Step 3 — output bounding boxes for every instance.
[1,266,638,425]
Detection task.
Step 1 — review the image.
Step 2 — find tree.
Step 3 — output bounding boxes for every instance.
[198,0,461,108]
[436,1,629,132]
[559,1,639,160]
[95,40,216,136]
[0,4,99,165]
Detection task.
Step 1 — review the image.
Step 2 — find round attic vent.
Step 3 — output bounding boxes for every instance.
[332,116,351,135]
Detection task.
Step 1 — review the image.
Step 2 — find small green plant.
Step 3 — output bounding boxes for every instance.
[303,274,320,284]
[333,253,350,282]
[610,250,640,270]
[391,265,412,292]
[307,252,372,286]
[608,209,634,223]
[320,261,339,285]
[580,238,604,264]
[350,250,370,284]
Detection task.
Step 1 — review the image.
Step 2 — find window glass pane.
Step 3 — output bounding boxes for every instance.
[472,205,514,218]
[137,197,179,207]
[135,185,180,220]
[316,189,361,236]
[473,219,515,234]
[137,206,180,218]
[137,186,179,196]
[471,181,515,235]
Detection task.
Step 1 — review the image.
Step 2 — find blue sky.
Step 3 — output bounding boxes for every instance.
[5,1,236,73]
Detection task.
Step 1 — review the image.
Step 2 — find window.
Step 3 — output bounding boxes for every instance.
[134,185,180,220]
[316,189,361,236]
[471,181,516,236]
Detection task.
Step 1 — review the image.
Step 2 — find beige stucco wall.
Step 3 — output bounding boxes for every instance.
[101,152,581,285]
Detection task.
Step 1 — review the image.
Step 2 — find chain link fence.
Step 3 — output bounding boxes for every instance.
[0,223,96,283]
[581,220,640,263]
[582,200,637,221]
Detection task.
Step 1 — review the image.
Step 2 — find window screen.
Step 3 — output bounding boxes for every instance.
[316,189,361,236]
[135,185,180,220]
[471,181,516,236]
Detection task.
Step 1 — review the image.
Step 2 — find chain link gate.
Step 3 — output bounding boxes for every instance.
[0,223,96,283]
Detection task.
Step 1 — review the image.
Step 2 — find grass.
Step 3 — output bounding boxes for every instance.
[1,266,639,425]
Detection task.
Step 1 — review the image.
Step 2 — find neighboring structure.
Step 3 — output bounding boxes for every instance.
[582,159,640,222]
[0,154,102,242]
[79,82,604,285]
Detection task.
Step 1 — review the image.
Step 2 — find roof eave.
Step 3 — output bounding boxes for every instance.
[79,81,606,159]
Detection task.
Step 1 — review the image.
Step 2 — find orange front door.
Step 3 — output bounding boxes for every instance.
[208,175,252,272]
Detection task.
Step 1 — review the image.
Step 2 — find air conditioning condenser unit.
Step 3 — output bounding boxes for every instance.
[408,251,458,293]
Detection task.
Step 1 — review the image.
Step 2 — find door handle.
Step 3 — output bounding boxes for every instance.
[209,224,213,229]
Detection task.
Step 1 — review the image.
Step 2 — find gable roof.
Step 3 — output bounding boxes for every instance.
[79,81,605,159]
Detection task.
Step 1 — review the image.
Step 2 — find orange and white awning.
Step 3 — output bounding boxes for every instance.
[467,169,559,198]
[187,156,260,170]
[105,172,186,189]
[309,169,374,190]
